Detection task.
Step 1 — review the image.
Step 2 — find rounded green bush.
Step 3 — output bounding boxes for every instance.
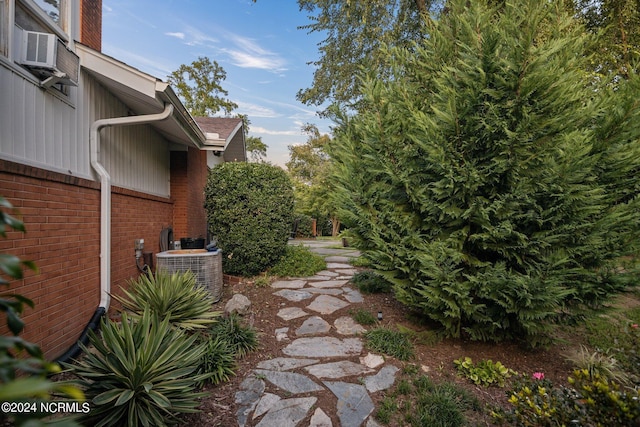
[205,162,294,276]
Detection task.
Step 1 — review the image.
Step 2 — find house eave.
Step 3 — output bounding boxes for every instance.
[75,43,205,148]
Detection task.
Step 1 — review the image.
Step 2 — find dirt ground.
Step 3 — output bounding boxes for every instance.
[185,276,588,427]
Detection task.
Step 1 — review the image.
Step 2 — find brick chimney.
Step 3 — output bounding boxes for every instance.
[80,0,102,51]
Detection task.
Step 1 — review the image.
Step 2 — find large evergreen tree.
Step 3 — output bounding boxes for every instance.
[329,0,640,345]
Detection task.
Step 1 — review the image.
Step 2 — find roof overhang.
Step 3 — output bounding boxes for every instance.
[75,43,206,148]
[203,119,243,151]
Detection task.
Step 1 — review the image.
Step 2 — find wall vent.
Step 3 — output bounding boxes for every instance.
[156,250,223,302]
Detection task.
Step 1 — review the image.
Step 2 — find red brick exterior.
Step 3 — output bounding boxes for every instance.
[170,148,209,242]
[80,0,102,52]
[0,156,206,358]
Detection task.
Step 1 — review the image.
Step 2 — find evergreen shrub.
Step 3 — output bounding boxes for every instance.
[204,163,294,276]
[329,0,640,345]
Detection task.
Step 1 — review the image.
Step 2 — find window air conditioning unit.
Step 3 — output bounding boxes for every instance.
[16,29,79,86]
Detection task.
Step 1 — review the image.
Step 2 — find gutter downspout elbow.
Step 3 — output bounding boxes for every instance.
[57,103,174,364]
[90,103,173,312]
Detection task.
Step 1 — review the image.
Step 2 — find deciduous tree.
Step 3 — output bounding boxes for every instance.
[168,57,238,117]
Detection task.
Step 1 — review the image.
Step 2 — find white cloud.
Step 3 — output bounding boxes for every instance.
[251,126,300,136]
[165,32,185,40]
[222,33,287,72]
[236,101,279,118]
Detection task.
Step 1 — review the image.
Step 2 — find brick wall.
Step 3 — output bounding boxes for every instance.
[170,151,188,240]
[80,0,102,52]
[187,147,208,239]
[170,148,209,243]
[0,160,174,358]
[110,187,173,298]
[0,161,100,359]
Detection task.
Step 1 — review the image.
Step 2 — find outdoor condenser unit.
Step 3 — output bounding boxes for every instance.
[156,249,223,303]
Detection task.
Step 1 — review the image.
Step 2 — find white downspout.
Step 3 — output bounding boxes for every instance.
[90,103,174,311]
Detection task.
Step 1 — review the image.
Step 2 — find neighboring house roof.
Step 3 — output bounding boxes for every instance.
[195,117,247,162]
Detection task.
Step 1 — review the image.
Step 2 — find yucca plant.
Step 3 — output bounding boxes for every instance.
[67,310,210,427]
[114,270,220,330]
[209,314,258,358]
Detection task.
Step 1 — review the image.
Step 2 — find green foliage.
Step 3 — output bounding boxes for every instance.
[365,327,414,361]
[494,370,640,426]
[575,0,640,80]
[268,245,326,277]
[581,307,640,381]
[454,357,515,388]
[167,57,237,116]
[351,270,393,294]
[288,124,341,236]
[329,0,640,345]
[297,0,437,110]
[114,270,220,330]
[565,345,629,384]
[292,214,314,238]
[350,308,377,325]
[196,335,236,386]
[208,314,258,358]
[68,310,208,427]
[0,196,82,427]
[205,162,294,276]
[376,373,481,427]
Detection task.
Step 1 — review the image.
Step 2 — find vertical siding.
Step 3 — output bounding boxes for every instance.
[0,63,171,197]
[0,63,86,176]
[81,72,170,197]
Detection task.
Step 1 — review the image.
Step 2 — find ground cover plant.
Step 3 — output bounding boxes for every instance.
[375,367,481,427]
[268,244,326,277]
[329,0,640,346]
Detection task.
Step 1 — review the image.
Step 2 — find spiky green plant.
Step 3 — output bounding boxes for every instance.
[114,270,220,330]
[209,314,258,358]
[196,334,237,386]
[365,327,414,361]
[68,310,209,427]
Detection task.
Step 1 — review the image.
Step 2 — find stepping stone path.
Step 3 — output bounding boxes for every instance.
[234,240,398,427]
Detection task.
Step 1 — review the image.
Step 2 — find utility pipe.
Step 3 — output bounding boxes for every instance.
[55,103,174,364]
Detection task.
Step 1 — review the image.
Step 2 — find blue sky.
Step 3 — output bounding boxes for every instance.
[101,0,331,167]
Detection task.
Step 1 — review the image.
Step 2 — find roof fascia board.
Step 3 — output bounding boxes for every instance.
[155,81,206,148]
[76,43,157,100]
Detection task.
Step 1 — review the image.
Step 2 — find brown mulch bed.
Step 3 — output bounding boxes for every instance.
[185,277,582,427]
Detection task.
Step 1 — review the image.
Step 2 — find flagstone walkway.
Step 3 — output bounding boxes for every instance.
[234,240,398,427]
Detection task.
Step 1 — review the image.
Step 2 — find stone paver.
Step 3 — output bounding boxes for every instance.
[235,241,398,427]
[306,295,350,314]
[296,316,331,336]
[276,307,308,321]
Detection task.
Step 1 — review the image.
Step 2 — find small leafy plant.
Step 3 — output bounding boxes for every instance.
[114,270,220,330]
[454,357,515,387]
[208,314,258,358]
[494,370,640,426]
[268,245,326,277]
[196,335,237,386]
[351,270,393,294]
[350,308,377,325]
[375,373,480,427]
[68,310,209,427]
[365,327,414,361]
